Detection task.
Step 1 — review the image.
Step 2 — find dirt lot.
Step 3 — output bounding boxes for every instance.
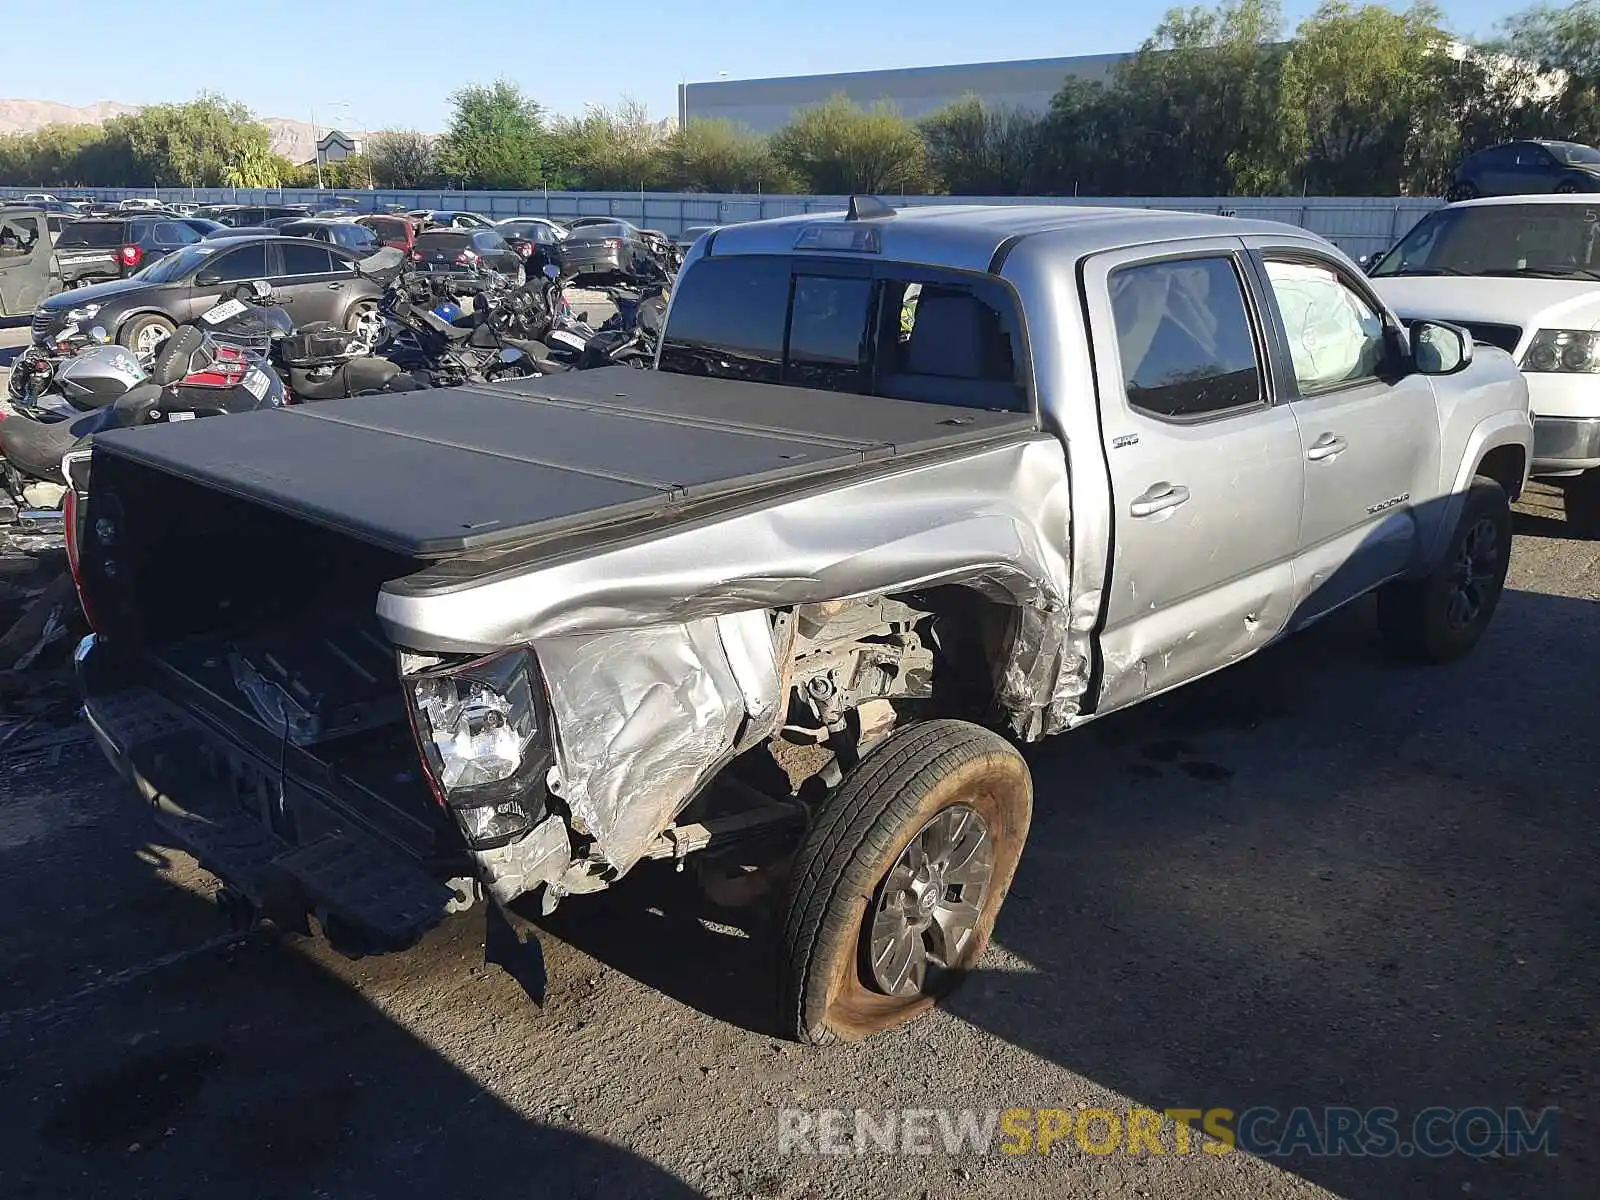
[0,416,1595,1196]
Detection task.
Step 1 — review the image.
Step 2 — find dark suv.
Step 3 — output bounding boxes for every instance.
[1449,140,1600,200]
[277,218,381,257]
[52,216,201,285]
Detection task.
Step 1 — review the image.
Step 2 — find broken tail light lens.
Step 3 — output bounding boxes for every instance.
[404,649,552,848]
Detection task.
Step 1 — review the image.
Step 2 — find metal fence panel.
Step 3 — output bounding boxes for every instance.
[0,185,1443,254]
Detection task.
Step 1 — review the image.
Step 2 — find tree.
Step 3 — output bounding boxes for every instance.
[1276,3,1460,195]
[367,129,435,187]
[551,99,667,191]
[1495,1,1600,144]
[433,80,551,189]
[771,96,931,194]
[660,118,792,192]
[919,96,1047,194]
[119,94,276,188]
[1108,0,1290,195]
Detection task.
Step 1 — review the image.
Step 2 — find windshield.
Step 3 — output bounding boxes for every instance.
[1553,143,1600,165]
[133,243,218,284]
[1371,204,1600,280]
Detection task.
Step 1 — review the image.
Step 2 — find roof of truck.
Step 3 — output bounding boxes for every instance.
[707,203,1324,274]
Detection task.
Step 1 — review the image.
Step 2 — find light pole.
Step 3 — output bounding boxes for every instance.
[309,104,323,189]
[324,101,372,191]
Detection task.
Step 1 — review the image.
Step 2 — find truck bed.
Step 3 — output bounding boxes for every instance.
[91,368,1037,558]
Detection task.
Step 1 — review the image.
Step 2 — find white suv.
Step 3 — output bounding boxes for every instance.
[1372,193,1600,530]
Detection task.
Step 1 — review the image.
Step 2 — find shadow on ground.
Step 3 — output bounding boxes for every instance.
[0,744,697,1200]
[538,589,1599,1199]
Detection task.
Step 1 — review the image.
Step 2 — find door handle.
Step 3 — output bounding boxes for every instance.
[1306,433,1348,461]
[1130,482,1191,518]
[327,282,344,290]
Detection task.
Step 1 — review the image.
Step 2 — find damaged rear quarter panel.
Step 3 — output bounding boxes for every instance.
[382,438,1078,875]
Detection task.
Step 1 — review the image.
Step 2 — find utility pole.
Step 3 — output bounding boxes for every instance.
[310,104,324,190]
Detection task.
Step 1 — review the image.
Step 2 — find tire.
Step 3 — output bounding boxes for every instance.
[1562,468,1600,537]
[119,313,175,370]
[1376,475,1511,664]
[1446,181,1479,202]
[1556,180,1582,194]
[780,719,1032,1045]
[344,300,383,351]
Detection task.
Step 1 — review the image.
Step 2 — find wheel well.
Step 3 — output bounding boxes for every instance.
[1477,444,1526,501]
[113,308,175,341]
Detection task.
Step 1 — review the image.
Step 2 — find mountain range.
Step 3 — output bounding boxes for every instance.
[0,99,363,164]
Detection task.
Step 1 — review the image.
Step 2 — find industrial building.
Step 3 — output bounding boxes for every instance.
[678,53,1131,134]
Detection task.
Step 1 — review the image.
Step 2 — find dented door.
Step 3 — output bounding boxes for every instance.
[1081,240,1305,713]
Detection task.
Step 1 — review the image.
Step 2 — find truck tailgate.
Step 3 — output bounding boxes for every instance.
[90,368,1037,558]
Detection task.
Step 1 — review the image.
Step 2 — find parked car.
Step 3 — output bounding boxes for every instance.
[496,217,567,245]
[277,218,382,257]
[196,204,313,228]
[1371,192,1600,532]
[74,201,1528,1046]
[566,215,677,260]
[51,215,203,286]
[118,197,168,212]
[32,235,385,366]
[176,217,228,238]
[1448,140,1600,200]
[169,202,200,216]
[0,205,60,316]
[409,227,523,283]
[675,223,721,250]
[21,192,62,204]
[556,219,668,282]
[357,213,419,252]
[409,209,494,230]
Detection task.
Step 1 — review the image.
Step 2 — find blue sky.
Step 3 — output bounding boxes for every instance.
[0,0,1527,131]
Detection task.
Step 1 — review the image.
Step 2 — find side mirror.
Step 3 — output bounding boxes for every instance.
[1410,320,1473,375]
[542,263,560,280]
[195,270,221,287]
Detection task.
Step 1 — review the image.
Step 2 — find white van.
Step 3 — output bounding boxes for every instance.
[1371,194,1600,530]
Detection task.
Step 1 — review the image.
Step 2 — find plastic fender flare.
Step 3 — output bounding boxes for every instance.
[1423,409,1535,566]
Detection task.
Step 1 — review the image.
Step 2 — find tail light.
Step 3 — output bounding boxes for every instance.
[603,239,621,251]
[455,248,480,266]
[410,250,424,261]
[402,648,552,848]
[119,244,143,268]
[61,453,101,633]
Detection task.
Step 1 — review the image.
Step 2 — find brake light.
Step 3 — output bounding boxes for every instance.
[119,244,143,268]
[411,250,424,261]
[63,485,102,633]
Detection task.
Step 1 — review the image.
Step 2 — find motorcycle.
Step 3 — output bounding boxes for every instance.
[0,281,293,522]
[577,280,668,370]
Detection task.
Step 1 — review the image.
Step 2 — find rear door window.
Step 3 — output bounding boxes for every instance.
[211,243,269,283]
[154,221,199,246]
[1109,256,1263,419]
[280,243,335,277]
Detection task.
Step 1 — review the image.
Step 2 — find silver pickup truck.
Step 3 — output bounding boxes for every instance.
[71,201,1531,1045]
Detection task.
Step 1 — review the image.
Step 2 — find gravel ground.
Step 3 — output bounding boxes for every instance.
[0,345,1594,1197]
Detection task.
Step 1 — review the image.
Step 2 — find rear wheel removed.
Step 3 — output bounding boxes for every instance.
[780,719,1032,1045]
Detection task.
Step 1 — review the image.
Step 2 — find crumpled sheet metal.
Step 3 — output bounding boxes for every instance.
[376,437,1078,736]
[475,813,571,906]
[536,614,765,874]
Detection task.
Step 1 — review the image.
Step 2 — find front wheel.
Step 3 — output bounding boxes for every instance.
[120,313,175,371]
[1376,475,1511,664]
[345,301,384,352]
[780,719,1032,1045]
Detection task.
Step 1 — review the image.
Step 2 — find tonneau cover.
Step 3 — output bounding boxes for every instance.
[92,369,1037,557]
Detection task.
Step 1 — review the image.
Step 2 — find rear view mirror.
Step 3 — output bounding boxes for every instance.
[1411,320,1473,375]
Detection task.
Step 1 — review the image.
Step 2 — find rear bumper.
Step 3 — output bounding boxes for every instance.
[1532,415,1600,474]
[76,634,457,945]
